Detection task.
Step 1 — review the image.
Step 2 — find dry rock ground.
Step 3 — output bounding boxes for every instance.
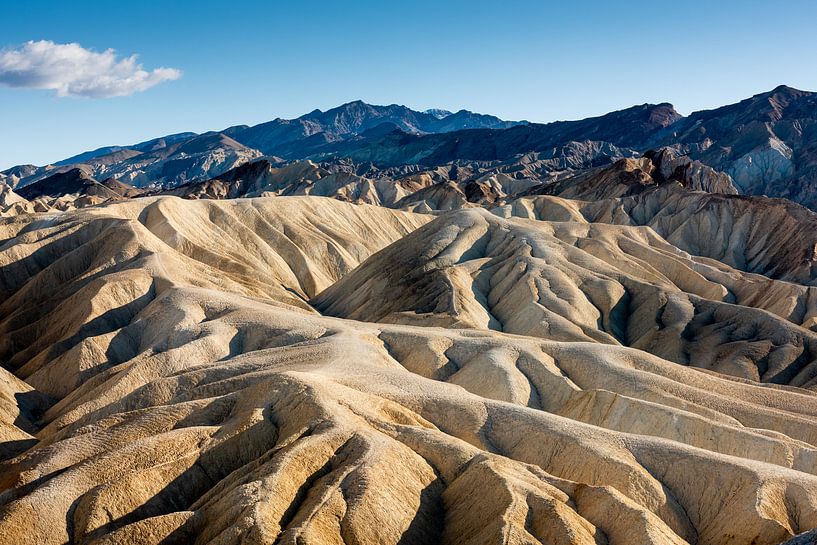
[2,194,817,544]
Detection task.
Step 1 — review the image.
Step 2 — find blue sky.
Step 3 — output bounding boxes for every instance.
[2,0,817,169]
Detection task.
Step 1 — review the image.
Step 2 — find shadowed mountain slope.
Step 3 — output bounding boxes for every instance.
[305,102,679,166]
[647,86,817,208]
[225,100,525,156]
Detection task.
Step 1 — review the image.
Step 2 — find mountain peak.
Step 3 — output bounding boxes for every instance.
[333,99,371,111]
[769,84,807,95]
[735,85,813,106]
[646,103,682,127]
[425,108,454,119]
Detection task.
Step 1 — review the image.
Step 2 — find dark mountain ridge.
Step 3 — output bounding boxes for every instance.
[3,101,524,189]
[15,167,136,201]
[7,88,817,210]
[306,102,680,166]
[645,85,817,207]
[223,100,527,156]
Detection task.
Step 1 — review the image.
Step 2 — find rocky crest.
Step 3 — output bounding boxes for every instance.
[649,85,817,207]
[8,89,817,212]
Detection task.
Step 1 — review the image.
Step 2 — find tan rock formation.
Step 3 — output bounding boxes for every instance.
[1,195,817,544]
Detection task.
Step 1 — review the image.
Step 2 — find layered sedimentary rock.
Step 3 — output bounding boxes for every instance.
[0,183,34,217]
[5,88,817,544]
[648,85,817,209]
[315,207,817,385]
[1,194,817,544]
[502,185,817,286]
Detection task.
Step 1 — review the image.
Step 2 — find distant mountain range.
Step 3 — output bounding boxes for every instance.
[221,100,526,157]
[0,101,525,189]
[4,86,817,209]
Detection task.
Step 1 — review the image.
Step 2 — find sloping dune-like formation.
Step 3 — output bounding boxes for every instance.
[499,184,817,286]
[0,183,36,217]
[4,195,817,545]
[315,208,817,385]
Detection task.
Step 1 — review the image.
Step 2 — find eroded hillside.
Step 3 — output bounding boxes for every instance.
[1,190,817,544]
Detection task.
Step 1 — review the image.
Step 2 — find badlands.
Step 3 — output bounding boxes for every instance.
[4,163,817,544]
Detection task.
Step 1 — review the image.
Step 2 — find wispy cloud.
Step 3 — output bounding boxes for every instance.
[0,40,181,98]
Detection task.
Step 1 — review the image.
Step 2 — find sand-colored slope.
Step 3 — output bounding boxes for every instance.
[0,183,37,217]
[3,286,817,544]
[0,367,42,460]
[499,184,817,287]
[315,208,817,387]
[0,196,428,395]
[2,196,817,544]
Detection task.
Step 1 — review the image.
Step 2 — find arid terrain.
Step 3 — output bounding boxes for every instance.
[4,90,817,544]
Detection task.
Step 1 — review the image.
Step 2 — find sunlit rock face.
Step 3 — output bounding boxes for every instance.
[2,190,817,544]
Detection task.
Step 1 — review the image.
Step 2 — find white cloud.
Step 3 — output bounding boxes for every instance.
[0,40,182,98]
